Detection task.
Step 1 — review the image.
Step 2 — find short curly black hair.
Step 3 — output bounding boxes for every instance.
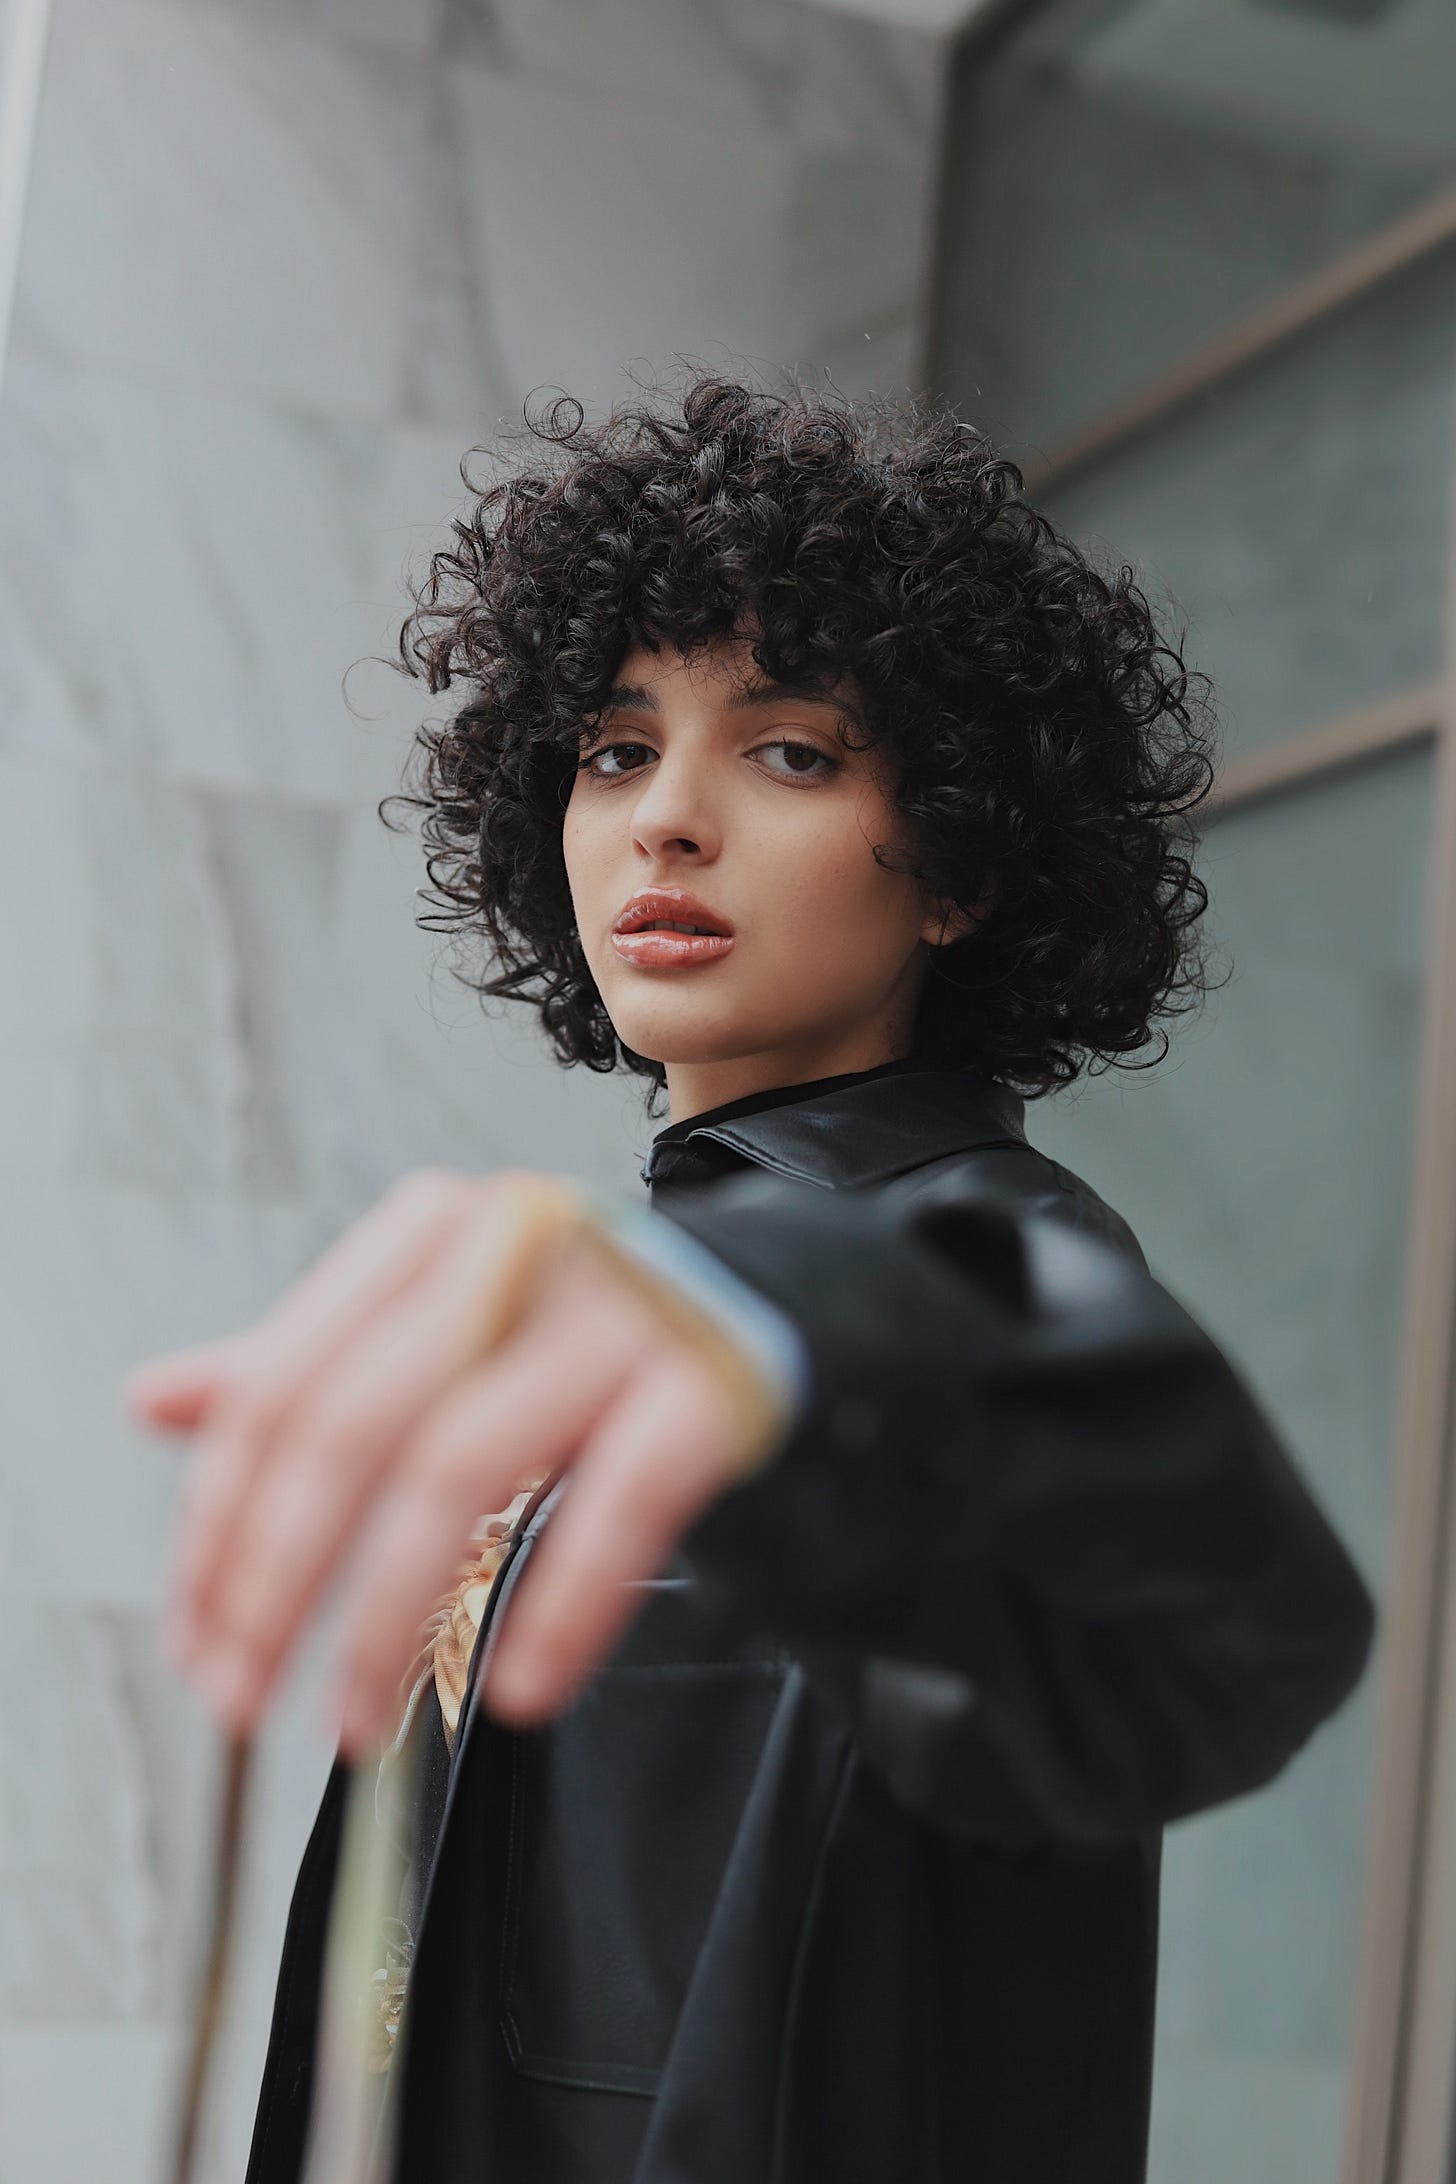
[379,366,1217,1113]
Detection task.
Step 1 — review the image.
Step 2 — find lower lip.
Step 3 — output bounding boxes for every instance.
[611,930,736,967]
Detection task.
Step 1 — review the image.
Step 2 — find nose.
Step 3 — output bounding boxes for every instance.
[628,747,721,863]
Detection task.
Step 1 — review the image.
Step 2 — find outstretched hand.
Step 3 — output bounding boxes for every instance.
[122,1168,767,1755]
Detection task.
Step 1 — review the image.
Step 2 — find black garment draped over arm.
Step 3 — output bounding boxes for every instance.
[660,1153,1376,1847]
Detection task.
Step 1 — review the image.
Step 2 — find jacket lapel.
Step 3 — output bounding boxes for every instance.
[643,1066,1028,1196]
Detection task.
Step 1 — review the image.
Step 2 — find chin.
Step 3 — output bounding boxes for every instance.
[610,1007,778,1068]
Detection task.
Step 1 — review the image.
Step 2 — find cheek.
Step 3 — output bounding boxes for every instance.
[758,809,919,971]
[560,798,601,903]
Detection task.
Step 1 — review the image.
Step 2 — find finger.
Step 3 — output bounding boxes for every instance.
[138,1169,473,1436]
[317,1227,674,1747]
[192,1309,577,1734]
[482,1352,740,1725]
[121,1333,258,1432]
[166,1171,482,1660]
[183,1194,620,1732]
[172,1168,581,1632]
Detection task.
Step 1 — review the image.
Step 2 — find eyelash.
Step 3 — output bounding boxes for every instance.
[575,737,840,786]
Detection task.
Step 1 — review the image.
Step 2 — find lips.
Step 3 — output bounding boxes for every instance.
[610,889,735,969]
[610,926,736,969]
[612,889,734,939]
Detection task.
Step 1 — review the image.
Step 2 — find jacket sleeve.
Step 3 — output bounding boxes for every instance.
[651,1155,1377,1848]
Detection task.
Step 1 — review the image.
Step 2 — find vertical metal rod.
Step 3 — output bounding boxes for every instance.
[1373,344,1456,2184]
[168,1735,256,2184]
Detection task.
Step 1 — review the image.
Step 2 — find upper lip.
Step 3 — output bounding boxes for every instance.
[613,888,734,938]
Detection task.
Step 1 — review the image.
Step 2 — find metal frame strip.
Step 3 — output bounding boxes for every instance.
[1374,350,1456,2184]
[1209,685,1442,818]
[1023,189,1456,498]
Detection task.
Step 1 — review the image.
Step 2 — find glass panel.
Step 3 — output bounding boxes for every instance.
[937,0,1456,454]
[1026,740,1433,2184]
[1038,246,1456,761]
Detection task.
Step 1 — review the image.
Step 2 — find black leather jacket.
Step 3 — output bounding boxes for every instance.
[244,1059,1375,2184]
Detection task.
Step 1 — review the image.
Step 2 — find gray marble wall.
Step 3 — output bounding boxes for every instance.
[0,4,945,2174]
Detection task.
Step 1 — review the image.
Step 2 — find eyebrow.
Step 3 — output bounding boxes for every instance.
[590,670,860,731]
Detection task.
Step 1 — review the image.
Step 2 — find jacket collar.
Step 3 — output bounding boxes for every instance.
[641,1064,1027,1197]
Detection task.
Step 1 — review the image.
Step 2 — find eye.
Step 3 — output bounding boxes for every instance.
[574,735,841,784]
[575,740,652,780]
[754,738,841,783]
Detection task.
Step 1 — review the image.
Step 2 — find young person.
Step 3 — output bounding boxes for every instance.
[126,372,1376,2184]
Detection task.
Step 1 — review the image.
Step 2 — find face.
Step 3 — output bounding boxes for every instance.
[561,632,973,1121]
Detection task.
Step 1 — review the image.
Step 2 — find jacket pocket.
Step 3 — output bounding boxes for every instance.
[498,1570,785,2094]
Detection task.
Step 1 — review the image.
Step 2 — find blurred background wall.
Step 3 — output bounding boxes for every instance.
[3,1,1456,2181]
